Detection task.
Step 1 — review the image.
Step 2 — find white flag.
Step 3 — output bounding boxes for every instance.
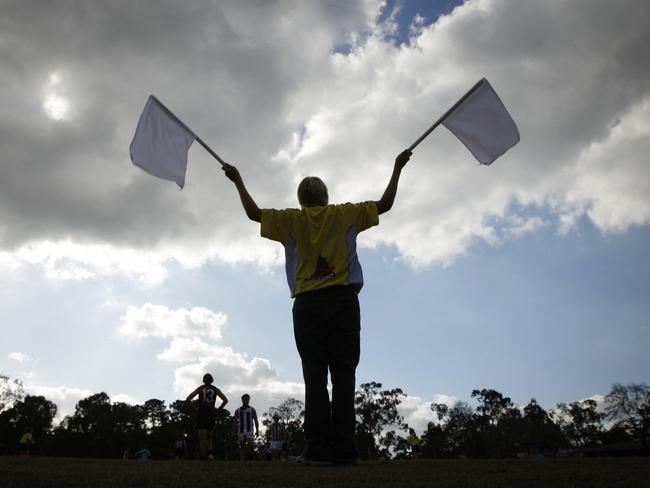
[130,96,196,188]
[442,78,519,165]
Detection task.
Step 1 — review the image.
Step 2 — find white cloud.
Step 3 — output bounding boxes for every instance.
[23,384,140,424]
[8,352,33,363]
[399,393,458,434]
[0,0,646,280]
[117,303,305,417]
[117,303,226,340]
[111,393,140,405]
[24,385,93,424]
[159,337,304,415]
[559,98,650,234]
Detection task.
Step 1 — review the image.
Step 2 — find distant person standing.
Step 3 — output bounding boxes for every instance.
[407,428,421,459]
[17,430,34,455]
[222,149,412,464]
[233,394,259,461]
[186,373,228,460]
[174,434,188,460]
[268,414,287,461]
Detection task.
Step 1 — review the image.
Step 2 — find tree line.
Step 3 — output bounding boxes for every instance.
[1,375,648,459]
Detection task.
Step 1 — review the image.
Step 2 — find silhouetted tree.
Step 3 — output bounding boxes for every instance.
[0,395,57,455]
[143,399,169,430]
[0,375,26,454]
[355,382,406,459]
[605,383,650,453]
[65,392,116,457]
[445,400,479,456]
[0,374,25,412]
[520,398,565,454]
[471,389,519,457]
[557,399,603,449]
[110,401,147,457]
[3,380,645,460]
[420,420,447,458]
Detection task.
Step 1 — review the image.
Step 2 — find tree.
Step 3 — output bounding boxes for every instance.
[0,374,25,412]
[557,399,603,449]
[355,382,406,459]
[520,398,565,454]
[168,399,197,458]
[0,395,57,455]
[471,389,515,426]
[0,375,26,453]
[420,421,446,458]
[471,389,519,457]
[604,383,650,453]
[444,401,477,457]
[110,401,147,456]
[65,392,116,457]
[142,399,169,430]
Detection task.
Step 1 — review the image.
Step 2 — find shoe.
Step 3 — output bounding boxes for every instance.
[207,454,214,461]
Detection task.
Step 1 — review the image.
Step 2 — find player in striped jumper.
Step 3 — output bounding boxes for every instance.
[233,394,259,461]
[268,413,287,461]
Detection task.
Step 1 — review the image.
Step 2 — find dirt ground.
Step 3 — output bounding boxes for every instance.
[1,456,649,488]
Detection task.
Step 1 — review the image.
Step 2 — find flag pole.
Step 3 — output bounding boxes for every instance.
[150,95,226,167]
[195,137,226,167]
[408,78,486,152]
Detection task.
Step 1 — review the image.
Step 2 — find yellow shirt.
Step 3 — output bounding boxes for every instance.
[261,202,379,297]
[19,432,33,445]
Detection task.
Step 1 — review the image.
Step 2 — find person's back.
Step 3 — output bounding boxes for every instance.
[223,149,411,464]
[261,202,378,296]
[18,432,33,455]
[233,394,259,461]
[186,373,228,460]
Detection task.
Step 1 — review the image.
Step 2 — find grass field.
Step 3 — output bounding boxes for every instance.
[1,456,649,487]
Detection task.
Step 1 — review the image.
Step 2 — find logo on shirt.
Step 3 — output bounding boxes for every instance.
[306,255,336,281]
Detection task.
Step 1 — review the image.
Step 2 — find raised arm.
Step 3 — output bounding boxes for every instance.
[375,149,412,215]
[222,163,262,223]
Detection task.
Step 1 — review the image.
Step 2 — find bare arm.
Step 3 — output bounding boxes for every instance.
[375,149,412,215]
[185,386,202,403]
[221,163,262,223]
[252,408,260,435]
[215,388,228,410]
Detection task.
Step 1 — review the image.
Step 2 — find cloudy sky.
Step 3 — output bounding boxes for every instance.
[1,0,649,432]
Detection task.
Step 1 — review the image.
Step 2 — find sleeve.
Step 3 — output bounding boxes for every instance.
[341,201,379,232]
[260,208,298,244]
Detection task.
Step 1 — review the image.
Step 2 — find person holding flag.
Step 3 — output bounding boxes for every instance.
[222,148,411,464]
[130,76,518,466]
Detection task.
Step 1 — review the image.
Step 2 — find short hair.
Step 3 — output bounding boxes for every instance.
[241,394,250,401]
[297,176,328,207]
[202,373,213,385]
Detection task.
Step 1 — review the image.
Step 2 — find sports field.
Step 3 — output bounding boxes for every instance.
[1,456,648,487]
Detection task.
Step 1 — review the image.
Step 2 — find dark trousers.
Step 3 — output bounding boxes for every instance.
[292,285,360,461]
